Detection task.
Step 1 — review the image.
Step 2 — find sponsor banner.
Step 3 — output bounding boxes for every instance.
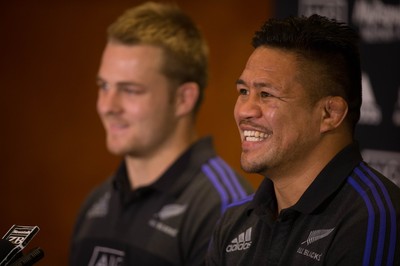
[275,0,400,187]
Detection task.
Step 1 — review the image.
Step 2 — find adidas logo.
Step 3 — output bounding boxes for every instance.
[226,227,252,253]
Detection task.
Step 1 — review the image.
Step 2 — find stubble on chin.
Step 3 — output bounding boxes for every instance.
[240,153,266,174]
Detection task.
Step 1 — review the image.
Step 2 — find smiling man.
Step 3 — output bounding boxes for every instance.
[69,2,253,265]
[206,14,400,265]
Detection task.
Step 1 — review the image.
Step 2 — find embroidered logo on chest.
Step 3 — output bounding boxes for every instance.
[296,228,335,262]
[226,227,253,253]
[148,204,187,237]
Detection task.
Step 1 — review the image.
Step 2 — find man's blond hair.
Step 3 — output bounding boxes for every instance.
[107,2,209,112]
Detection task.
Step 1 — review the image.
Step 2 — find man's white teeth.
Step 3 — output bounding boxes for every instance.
[243,130,267,142]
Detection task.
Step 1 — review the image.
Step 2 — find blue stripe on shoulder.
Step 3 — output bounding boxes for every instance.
[347,176,375,266]
[348,162,397,266]
[214,157,248,198]
[209,157,239,200]
[202,163,229,213]
[202,156,252,213]
[226,193,254,209]
[360,162,397,266]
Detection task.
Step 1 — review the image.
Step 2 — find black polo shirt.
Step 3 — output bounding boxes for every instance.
[70,137,253,265]
[206,143,400,265]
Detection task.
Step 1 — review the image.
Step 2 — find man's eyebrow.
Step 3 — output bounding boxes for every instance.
[236,79,274,89]
[96,77,143,87]
[236,79,246,86]
[253,82,271,89]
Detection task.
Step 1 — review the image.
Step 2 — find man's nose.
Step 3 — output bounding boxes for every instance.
[97,88,123,115]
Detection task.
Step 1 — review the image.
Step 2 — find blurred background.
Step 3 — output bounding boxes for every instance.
[0,0,270,264]
[1,0,399,265]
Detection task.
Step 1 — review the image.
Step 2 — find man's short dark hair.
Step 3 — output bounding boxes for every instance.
[252,14,362,132]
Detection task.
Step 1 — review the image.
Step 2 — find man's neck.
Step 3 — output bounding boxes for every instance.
[270,138,351,213]
[124,134,197,189]
[272,172,316,213]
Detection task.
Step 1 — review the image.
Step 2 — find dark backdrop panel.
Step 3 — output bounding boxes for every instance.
[274,0,400,187]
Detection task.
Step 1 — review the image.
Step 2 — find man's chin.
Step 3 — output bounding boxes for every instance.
[240,156,266,174]
[241,162,260,174]
[106,144,127,156]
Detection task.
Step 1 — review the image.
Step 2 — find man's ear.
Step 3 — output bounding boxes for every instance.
[320,96,348,133]
[175,82,199,117]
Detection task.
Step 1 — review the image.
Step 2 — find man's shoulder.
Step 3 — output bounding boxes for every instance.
[199,155,252,188]
[210,195,256,252]
[175,156,253,219]
[219,194,255,226]
[347,162,400,207]
[77,177,114,214]
[192,156,253,205]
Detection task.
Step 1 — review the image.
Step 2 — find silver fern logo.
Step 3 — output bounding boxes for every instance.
[148,204,188,237]
[301,228,335,246]
[155,204,188,220]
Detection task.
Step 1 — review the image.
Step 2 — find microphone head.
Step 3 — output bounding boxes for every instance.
[10,247,44,266]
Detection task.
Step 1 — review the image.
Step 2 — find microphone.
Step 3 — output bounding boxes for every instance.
[0,240,22,265]
[9,247,44,266]
[0,225,41,266]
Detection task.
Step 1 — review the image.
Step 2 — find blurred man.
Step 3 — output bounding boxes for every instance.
[70,2,253,265]
[207,14,400,265]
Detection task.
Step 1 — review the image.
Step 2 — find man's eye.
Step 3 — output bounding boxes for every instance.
[122,87,134,93]
[260,91,272,98]
[120,86,144,94]
[97,82,108,91]
[238,88,248,95]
